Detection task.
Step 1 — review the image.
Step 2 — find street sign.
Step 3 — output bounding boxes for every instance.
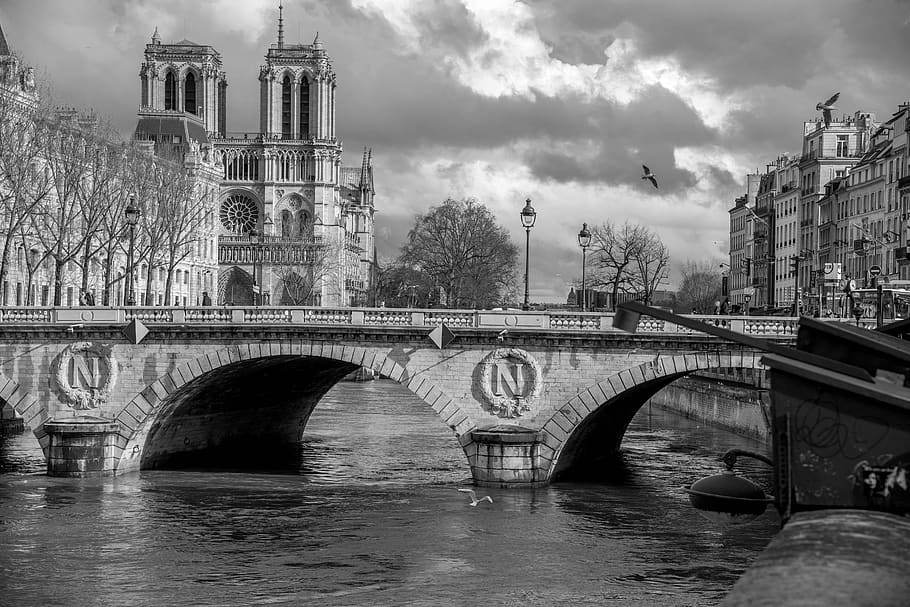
[870,265,882,277]
[744,294,752,303]
[824,262,842,281]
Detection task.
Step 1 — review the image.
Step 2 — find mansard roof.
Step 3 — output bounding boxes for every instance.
[0,21,10,56]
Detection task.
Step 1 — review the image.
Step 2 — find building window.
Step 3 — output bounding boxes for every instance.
[836,135,848,158]
[165,72,177,110]
[281,75,292,138]
[299,76,310,139]
[185,72,197,114]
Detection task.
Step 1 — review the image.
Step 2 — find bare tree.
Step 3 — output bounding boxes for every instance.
[32,116,114,305]
[632,235,670,305]
[589,220,665,309]
[0,87,54,295]
[158,167,212,306]
[273,240,340,305]
[399,198,518,308]
[74,123,125,299]
[677,259,722,314]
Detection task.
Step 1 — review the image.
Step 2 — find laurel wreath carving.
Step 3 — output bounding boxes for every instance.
[479,348,542,418]
[54,342,118,410]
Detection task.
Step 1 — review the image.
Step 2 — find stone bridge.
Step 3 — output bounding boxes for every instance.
[0,306,802,486]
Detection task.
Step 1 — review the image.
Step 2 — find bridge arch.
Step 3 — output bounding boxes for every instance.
[114,342,474,474]
[543,351,765,482]
[0,375,46,453]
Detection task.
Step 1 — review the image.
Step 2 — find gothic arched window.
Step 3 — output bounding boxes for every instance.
[185,72,197,114]
[164,72,177,110]
[281,75,292,138]
[299,76,310,139]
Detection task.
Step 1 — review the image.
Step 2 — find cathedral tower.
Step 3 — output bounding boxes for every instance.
[258,4,336,141]
[138,29,228,137]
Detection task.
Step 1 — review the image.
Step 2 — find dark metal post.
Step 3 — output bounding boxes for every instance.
[577,222,591,312]
[124,197,140,307]
[523,227,530,310]
[126,225,135,306]
[876,282,883,329]
[520,198,536,311]
[580,246,587,311]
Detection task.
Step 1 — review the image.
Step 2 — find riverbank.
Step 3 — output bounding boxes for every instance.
[647,373,770,443]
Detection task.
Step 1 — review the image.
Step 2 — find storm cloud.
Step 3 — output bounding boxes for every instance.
[2,0,908,300]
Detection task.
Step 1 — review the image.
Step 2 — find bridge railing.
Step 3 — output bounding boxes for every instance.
[0,305,875,336]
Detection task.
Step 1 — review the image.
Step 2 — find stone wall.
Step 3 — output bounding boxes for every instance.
[647,374,771,442]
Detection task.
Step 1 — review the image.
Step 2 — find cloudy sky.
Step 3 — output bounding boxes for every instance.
[2,0,909,301]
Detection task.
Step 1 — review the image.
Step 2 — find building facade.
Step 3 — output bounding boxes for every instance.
[135,8,375,307]
[1,22,218,309]
[731,109,892,315]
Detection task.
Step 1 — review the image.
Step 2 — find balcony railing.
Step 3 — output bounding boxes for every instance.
[218,239,325,266]
[212,132,338,146]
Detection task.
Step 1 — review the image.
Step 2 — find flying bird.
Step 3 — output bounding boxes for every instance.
[458,488,493,506]
[816,92,840,127]
[641,165,658,189]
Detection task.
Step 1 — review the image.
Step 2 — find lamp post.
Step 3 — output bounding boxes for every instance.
[577,222,591,311]
[520,198,537,311]
[124,197,140,307]
[249,228,260,306]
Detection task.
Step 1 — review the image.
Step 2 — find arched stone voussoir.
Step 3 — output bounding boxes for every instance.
[112,343,473,474]
[541,353,767,482]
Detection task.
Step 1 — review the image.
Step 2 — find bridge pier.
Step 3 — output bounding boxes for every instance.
[468,425,546,487]
[43,416,122,478]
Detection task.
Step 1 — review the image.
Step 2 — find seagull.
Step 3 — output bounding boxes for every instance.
[816,92,840,127]
[497,329,508,342]
[458,488,493,506]
[641,165,658,189]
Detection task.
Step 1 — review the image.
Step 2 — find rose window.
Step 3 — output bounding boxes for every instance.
[220,195,259,234]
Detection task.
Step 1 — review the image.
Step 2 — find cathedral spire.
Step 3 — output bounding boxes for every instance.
[0,20,10,56]
[277,2,284,49]
[151,26,160,45]
[360,147,369,190]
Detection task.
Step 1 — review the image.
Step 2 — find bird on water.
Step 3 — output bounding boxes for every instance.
[459,488,493,506]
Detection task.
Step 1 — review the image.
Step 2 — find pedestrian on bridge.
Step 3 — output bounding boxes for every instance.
[202,292,212,306]
[83,291,95,306]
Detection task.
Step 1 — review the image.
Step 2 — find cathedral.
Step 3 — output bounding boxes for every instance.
[134,5,376,307]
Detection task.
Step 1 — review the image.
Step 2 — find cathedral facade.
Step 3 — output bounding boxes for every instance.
[135,8,375,307]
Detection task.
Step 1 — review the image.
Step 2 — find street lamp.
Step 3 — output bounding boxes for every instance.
[249,228,260,306]
[520,198,537,311]
[577,223,591,311]
[124,197,140,307]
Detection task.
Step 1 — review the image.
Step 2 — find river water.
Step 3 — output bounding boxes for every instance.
[0,379,778,606]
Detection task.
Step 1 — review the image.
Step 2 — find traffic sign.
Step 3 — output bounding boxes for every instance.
[870,265,882,277]
[744,294,752,302]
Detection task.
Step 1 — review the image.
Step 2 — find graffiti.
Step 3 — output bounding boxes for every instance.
[792,394,889,460]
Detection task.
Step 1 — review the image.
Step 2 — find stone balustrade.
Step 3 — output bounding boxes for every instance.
[0,305,871,335]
